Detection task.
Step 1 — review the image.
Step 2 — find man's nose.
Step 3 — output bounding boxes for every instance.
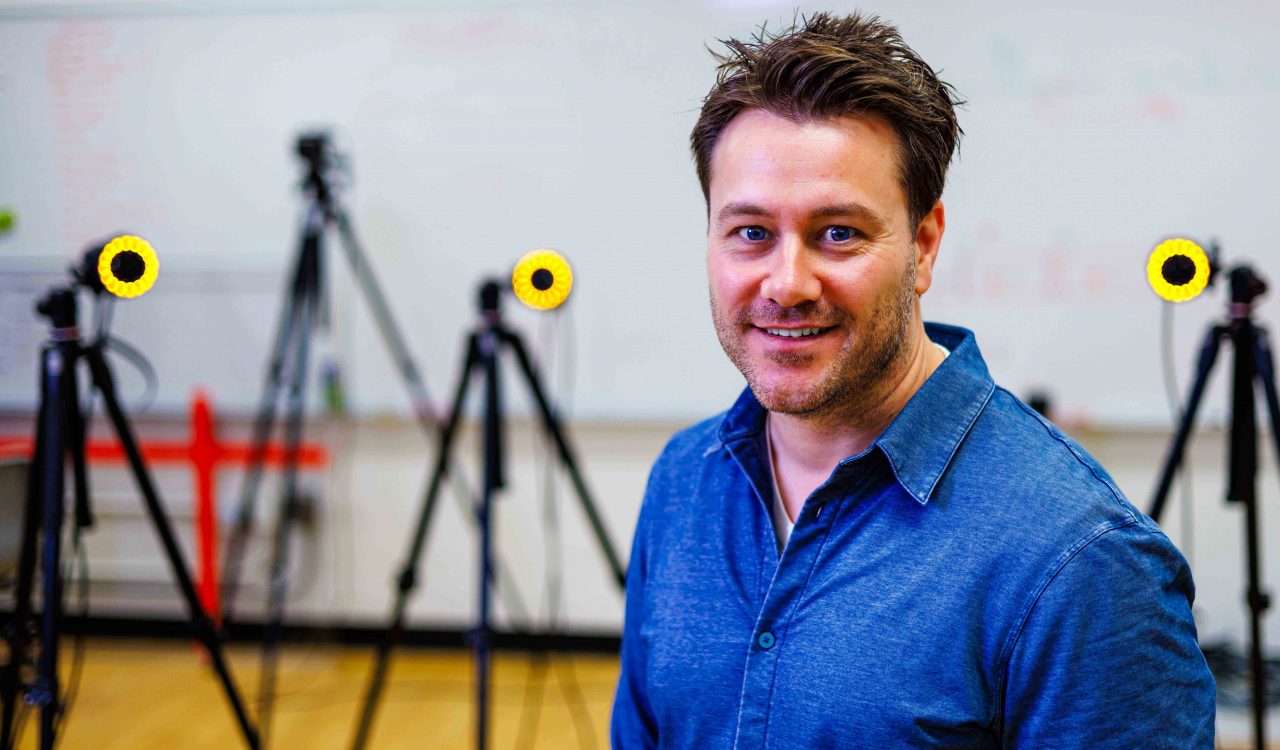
[760,238,820,308]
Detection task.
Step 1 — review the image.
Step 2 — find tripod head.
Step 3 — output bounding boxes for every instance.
[296,131,343,208]
[297,133,330,170]
[34,288,77,332]
[479,280,502,315]
[36,235,158,336]
[1230,265,1268,310]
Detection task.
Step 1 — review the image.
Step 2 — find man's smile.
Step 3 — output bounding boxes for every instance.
[746,325,841,360]
[762,326,831,338]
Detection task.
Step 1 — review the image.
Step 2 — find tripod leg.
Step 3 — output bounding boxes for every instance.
[34,342,75,750]
[1227,317,1266,750]
[1256,328,1280,511]
[222,212,322,625]
[1248,327,1280,750]
[501,331,626,589]
[0,347,57,750]
[258,241,320,745]
[1149,324,1226,524]
[333,208,533,628]
[331,210,441,435]
[475,329,504,750]
[67,365,92,533]
[83,348,260,749]
[350,334,479,750]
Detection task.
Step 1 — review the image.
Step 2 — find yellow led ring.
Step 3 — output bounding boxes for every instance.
[1147,238,1209,303]
[512,249,572,310]
[98,235,158,299]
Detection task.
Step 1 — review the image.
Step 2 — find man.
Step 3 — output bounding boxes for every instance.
[612,12,1215,749]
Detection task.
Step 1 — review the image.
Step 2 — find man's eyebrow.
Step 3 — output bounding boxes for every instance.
[715,201,890,228]
[809,202,888,227]
[715,202,771,225]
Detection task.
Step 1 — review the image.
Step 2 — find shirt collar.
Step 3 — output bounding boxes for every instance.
[717,322,996,506]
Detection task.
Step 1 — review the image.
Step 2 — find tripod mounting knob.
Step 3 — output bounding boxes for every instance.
[1230,265,1267,307]
[35,287,77,330]
[479,279,502,315]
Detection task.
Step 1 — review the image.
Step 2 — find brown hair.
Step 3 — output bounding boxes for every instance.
[691,12,963,227]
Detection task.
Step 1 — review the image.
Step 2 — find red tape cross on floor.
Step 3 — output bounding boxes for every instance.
[0,389,329,622]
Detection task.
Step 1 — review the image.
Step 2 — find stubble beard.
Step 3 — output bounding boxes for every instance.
[711,255,919,423]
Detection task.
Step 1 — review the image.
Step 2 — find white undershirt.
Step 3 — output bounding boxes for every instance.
[765,341,951,553]
[764,421,794,551]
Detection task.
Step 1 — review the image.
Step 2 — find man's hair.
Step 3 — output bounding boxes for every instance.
[691,12,963,228]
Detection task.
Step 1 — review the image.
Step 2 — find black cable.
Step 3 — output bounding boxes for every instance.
[50,306,98,746]
[513,310,564,750]
[511,307,599,750]
[548,309,597,748]
[1160,302,1195,571]
[541,310,568,629]
[101,337,159,414]
[53,536,89,745]
[91,274,158,415]
[553,309,598,749]
[532,307,596,742]
[95,294,114,343]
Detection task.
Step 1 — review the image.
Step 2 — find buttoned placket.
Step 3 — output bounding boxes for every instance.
[724,434,866,749]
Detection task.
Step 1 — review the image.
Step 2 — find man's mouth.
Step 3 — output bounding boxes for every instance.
[758,326,834,339]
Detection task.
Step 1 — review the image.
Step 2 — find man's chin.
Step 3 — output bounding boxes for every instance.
[747,381,831,416]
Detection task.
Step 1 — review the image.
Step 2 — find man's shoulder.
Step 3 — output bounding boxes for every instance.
[945,386,1192,635]
[955,385,1158,540]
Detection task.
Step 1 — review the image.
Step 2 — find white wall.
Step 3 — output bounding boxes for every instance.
[3,0,1278,425]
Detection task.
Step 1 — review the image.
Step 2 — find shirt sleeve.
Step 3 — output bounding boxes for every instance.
[1000,519,1216,749]
[611,465,660,748]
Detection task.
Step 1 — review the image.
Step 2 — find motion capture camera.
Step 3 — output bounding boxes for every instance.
[295,131,347,202]
[511,249,573,310]
[1146,237,1267,311]
[296,132,332,170]
[69,235,158,299]
[1147,238,1220,303]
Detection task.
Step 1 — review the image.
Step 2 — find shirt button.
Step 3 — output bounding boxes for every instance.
[757,631,776,650]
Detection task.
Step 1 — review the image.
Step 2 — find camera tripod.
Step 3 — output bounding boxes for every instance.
[217,133,459,743]
[0,272,259,749]
[1149,264,1280,750]
[349,280,627,750]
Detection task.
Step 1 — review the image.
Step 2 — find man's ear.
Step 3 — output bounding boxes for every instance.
[913,201,945,296]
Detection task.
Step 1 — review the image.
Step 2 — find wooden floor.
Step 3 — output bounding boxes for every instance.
[12,638,618,749]
[13,638,1271,749]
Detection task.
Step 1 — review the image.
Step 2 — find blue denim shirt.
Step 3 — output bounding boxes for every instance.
[612,323,1215,749]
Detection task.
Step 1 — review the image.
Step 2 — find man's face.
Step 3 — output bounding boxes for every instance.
[706,109,941,419]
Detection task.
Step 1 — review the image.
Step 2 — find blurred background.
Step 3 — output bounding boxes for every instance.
[1,0,1278,747]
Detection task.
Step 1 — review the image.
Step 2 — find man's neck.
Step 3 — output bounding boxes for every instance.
[768,324,945,479]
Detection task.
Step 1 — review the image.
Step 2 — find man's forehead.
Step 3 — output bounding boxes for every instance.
[707,110,907,224]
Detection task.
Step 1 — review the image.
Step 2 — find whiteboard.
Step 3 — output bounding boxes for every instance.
[1,0,1278,426]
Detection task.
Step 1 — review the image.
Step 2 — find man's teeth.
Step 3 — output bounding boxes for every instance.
[765,327,824,338]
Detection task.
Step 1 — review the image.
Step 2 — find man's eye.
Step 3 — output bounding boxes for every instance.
[737,226,769,242]
[825,226,857,242]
